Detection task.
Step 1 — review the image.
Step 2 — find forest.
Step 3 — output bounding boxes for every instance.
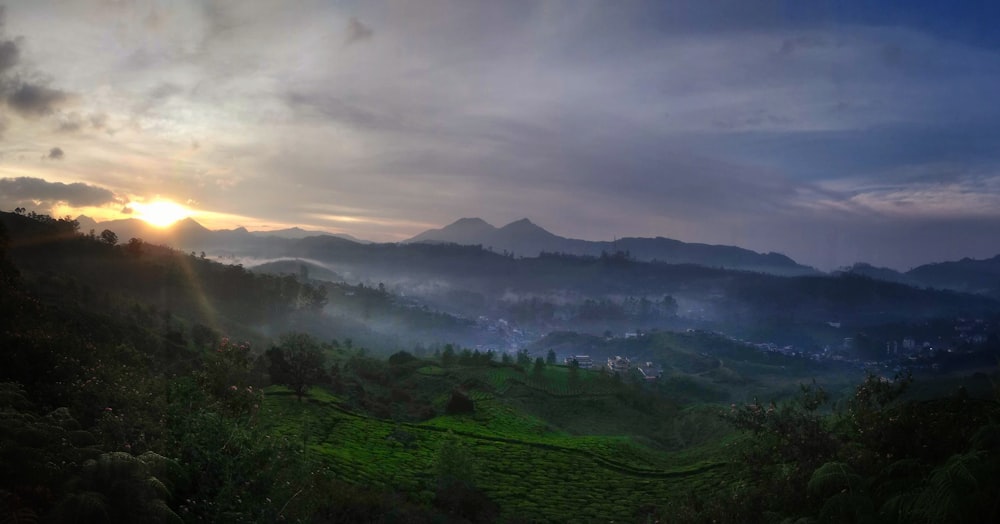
[2,211,999,523]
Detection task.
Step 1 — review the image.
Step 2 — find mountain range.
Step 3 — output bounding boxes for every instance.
[839,258,1000,299]
[59,212,1000,299]
[5,209,1000,341]
[406,217,816,275]
[75,215,366,246]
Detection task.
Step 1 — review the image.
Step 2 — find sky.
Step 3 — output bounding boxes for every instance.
[1,1,1000,271]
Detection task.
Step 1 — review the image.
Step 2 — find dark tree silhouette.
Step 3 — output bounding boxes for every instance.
[100,229,118,246]
[266,333,327,401]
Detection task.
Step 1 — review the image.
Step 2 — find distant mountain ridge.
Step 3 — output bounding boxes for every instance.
[74,215,364,245]
[835,258,1000,300]
[406,217,817,276]
[51,212,1000,298]
[4,209,999,331]
[905,255,1000,299]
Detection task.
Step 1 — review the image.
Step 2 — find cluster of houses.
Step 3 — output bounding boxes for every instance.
[562,354,662,381]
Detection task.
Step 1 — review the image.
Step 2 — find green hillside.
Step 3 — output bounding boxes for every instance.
[3,212,1000,523]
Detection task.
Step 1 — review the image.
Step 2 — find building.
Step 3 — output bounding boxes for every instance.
[564,355,593,369]
[636,362,662,381]
[607,355,631,374]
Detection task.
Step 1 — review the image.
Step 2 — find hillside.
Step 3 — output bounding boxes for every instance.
[906,255,1000,299]
[276,239,1000,336]
[3,211,1000,523]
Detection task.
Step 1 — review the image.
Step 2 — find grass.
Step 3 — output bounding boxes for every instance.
[263,384,738,521]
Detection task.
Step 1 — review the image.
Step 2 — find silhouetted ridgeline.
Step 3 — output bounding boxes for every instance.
[405,217,817,275]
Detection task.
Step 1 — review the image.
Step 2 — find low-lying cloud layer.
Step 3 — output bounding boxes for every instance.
[1,1,999,269]
[0,176,114,207]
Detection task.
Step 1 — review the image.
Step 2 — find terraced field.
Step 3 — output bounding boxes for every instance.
[264,386,736,522]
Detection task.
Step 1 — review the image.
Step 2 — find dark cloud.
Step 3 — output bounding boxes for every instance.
[0,177,115,207]
[47,147,63,160]
[0,16,72,120]
[0,39,19,72]
[6,83,69,118]
[344,17,373,46]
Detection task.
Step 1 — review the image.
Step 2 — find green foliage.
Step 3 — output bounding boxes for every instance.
[445,389,475,415]
[724,381,837,473]
[808,462,867,501]
[5,209,1000,522]
[58,451,183,523]
[532,356,545,376]
[841,371,912,449]
[440,344,456,367]
[265,389,731,523]
[907,451,996,523]
[436,433,475,488]
[267,333,327,400]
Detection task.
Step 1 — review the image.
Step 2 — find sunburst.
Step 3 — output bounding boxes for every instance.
[131,200,191,228]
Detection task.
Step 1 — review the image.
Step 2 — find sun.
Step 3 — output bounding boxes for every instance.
[131,200,191,228]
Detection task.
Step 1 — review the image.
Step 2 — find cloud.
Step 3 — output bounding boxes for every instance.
[88,112,107,129]
[47,146,64,160]
[0,39,18,72]
[0,177,115,207]
[56,112,83,133]
[344,16,373,46]
[5,83,69,118]
[148,82,183,100]
[0,14,72,120]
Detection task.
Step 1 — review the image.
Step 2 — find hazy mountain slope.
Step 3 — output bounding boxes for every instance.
[269,234,1000,329]
[906,255,1000,298]
[249,227,367,242]
[835,263,914,285]
[406,217,498,246]
[406,217,816,275]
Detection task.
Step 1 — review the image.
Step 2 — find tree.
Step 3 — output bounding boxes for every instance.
[441,344,457,367]
[533,356,545,376]
[660,295,679,317]
[99,229,118,246]
[126,237,144,256]
[435,433,497,521]
[568,359,580,388]
[266,333,327,401]
[546,349,556,365]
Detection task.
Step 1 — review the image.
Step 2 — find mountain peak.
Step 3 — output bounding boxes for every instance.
[174,217,209,231]
[498,218,555,237]
[406,217,497,244]
[450,217,493,227]
[75,215,98,230]
[501,218,544,230]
